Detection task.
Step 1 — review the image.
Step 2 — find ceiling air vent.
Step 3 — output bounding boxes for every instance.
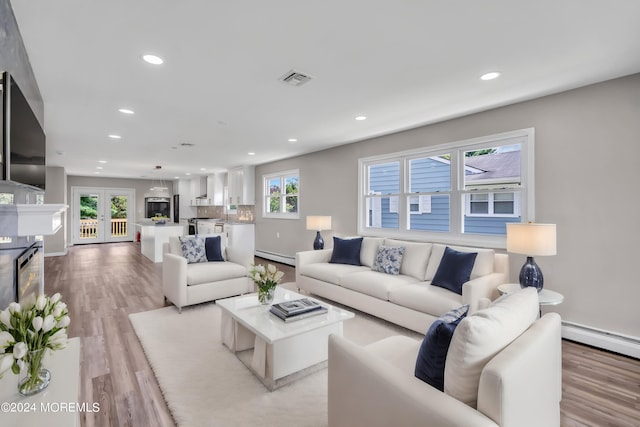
[279,69,312,87]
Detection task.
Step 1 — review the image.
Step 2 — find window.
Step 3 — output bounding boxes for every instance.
[358,129,534,246]
[263,170,299,218]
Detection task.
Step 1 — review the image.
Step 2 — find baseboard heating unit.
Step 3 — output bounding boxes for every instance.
[562,321,640,359]
[254,250,296,267]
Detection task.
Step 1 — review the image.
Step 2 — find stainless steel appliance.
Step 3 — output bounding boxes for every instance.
[145,197,170,218]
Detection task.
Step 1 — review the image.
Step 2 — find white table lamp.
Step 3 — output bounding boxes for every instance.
[306,216,332,250]
[506,223,556,292]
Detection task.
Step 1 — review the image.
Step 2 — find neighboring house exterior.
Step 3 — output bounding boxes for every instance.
[368,150,521,236]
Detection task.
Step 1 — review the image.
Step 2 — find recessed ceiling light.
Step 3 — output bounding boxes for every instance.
[96,166,103,170]
[480,71,501,81]
[248,152,256,156]
[94,171,100,174]
[200,168,207,171]
[108,134,121,139]
[288,138,298,143]
[185,172,191,176]
[142,54,164,65]
[355,116,367,121]
[174,176,180,179]
[118,108,135,115]
[98,160,107,164]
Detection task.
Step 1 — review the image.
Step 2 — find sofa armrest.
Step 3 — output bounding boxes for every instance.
[477,313,562,427]
[162,252,188,310]
[461,272,506,313]
[328,335,498,427]
[295,249,332,282]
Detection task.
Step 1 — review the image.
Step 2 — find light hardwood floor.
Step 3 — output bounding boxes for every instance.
[44,242,639,427]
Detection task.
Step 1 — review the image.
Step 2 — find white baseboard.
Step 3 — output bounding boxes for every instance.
[44,249,68,257]
[254,249,296,266]
[562,321,640,359]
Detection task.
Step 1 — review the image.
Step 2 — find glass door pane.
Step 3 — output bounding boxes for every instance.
[105,191,133,242]
[78,192,101,243]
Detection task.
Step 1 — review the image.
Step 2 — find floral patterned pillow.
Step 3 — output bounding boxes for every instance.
[179,236,207,264]
[372,245,405,275]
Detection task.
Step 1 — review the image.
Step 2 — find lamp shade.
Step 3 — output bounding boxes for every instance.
[306,216,332,231]
[506,223,556,256]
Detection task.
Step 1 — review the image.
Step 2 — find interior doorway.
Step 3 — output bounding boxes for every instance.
[71,187,135,244]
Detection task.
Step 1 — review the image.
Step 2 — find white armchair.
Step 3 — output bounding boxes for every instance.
[162,233,254,312]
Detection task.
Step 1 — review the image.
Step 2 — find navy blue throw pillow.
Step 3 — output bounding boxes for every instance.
[329,237,363,266]
[415,304,469,391]
[431,247,478,295]
[205,236,224,262]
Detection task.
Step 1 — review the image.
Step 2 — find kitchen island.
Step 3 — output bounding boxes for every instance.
[139,222,185,262]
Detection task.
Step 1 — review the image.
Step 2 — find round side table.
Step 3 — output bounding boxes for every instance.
[497,283,564,307]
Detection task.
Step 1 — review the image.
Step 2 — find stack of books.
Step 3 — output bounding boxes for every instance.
[269,298,328,322]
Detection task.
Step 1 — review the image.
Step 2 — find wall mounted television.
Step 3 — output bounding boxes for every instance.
[1,71,46,190]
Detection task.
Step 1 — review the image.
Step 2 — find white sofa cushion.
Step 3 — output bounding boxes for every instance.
[341,270,420,300]
[365,335,421,377]
[444,287,539,408]
[360,237,384,267]
[186,261,248,286]
[425,244,494,281]
[384,239,433,281]
[388,283,463,317]
[299,262,370,285]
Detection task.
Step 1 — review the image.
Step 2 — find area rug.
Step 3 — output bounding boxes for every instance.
[129,300,421,427]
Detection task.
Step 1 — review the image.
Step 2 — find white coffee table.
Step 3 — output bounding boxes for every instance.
[217,287,354,390]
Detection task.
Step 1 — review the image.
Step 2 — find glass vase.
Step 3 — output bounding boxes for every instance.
[258,286,276,305]
[18,348,51,396]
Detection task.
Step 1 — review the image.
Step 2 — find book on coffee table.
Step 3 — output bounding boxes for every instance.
[272,298,322,316]
[269,304,328,322]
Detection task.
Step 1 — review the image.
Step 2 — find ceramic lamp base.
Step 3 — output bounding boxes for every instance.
[519,256,543,292]
[313,231,324,250]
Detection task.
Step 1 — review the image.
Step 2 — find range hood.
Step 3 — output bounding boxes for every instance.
[0,204,67,236]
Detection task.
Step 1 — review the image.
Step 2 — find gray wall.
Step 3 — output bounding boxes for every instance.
[255,73,640,339]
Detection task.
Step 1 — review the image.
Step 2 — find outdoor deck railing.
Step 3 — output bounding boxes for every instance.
[79,218,128,238]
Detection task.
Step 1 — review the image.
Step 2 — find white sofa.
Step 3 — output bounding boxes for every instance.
[328,290,562,427]
[296,238,508,334]
[162,233,254,312]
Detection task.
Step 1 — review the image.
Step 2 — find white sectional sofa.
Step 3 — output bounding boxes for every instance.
[162,233,254,312]
[296,237,508,334]
[328,288,562,427]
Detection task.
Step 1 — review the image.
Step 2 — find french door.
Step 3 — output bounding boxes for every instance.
[72,187,135,244]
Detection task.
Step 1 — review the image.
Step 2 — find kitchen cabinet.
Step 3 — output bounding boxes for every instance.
[228,165,255,207]
[207,173,225,205]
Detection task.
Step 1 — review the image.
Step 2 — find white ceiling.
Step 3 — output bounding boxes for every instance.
[10,0,640,180]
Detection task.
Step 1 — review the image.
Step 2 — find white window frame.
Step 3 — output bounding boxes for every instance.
[464,192,520,217]
[357,128,535,248]
[262,169,300,219]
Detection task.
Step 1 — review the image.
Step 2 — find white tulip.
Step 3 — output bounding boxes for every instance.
[13,342,27,359]
[42,315,56,333]
[52,306,63,318]
[57,316,70,328]
[35,294,47,311]
[274,271,285,281]
[58,302,67,312]
[48,330,68,348]
[0,353,13,376]
[8,302,21,314]
[50,293,62,304]
[16,359,25,373]
[267,264,277,274]
[32,316,44,332]
[0,310,11,329]
[0,331,14,349]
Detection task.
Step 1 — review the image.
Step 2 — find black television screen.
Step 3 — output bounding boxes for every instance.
[1,72,46,190]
